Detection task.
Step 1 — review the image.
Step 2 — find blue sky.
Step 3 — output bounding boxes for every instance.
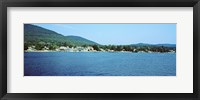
[33,23,176,45]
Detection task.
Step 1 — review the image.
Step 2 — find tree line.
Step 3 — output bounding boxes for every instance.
[24,41,176,53]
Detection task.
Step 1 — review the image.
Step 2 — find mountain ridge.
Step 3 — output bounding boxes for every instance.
[24,24,98,46]
[131,43,176,47]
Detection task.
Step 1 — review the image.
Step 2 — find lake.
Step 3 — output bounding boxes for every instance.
[24,52,176,76]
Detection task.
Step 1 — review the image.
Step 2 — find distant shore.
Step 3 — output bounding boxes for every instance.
[25,45,176,53]
[24,46,176,53]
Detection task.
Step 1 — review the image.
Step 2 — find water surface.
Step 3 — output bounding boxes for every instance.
[24,52,176,76]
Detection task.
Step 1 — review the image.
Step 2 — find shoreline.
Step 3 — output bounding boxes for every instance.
[25,45,176,53]
[24,51,176,53]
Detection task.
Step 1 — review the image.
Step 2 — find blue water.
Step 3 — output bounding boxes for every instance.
[24,52,176,76]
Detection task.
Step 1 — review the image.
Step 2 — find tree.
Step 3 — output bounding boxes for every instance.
[49,44,58,50]
[111,45,116,50]
[64,42,70,47]
[35,43,45,50]
[92,45,100,51]
[83,44,87,47]
[116,45,123,51]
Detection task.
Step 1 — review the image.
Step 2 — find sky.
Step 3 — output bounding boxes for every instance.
[33,23,176,45]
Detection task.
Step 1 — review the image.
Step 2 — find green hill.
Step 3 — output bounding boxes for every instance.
[24,24,98,49]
